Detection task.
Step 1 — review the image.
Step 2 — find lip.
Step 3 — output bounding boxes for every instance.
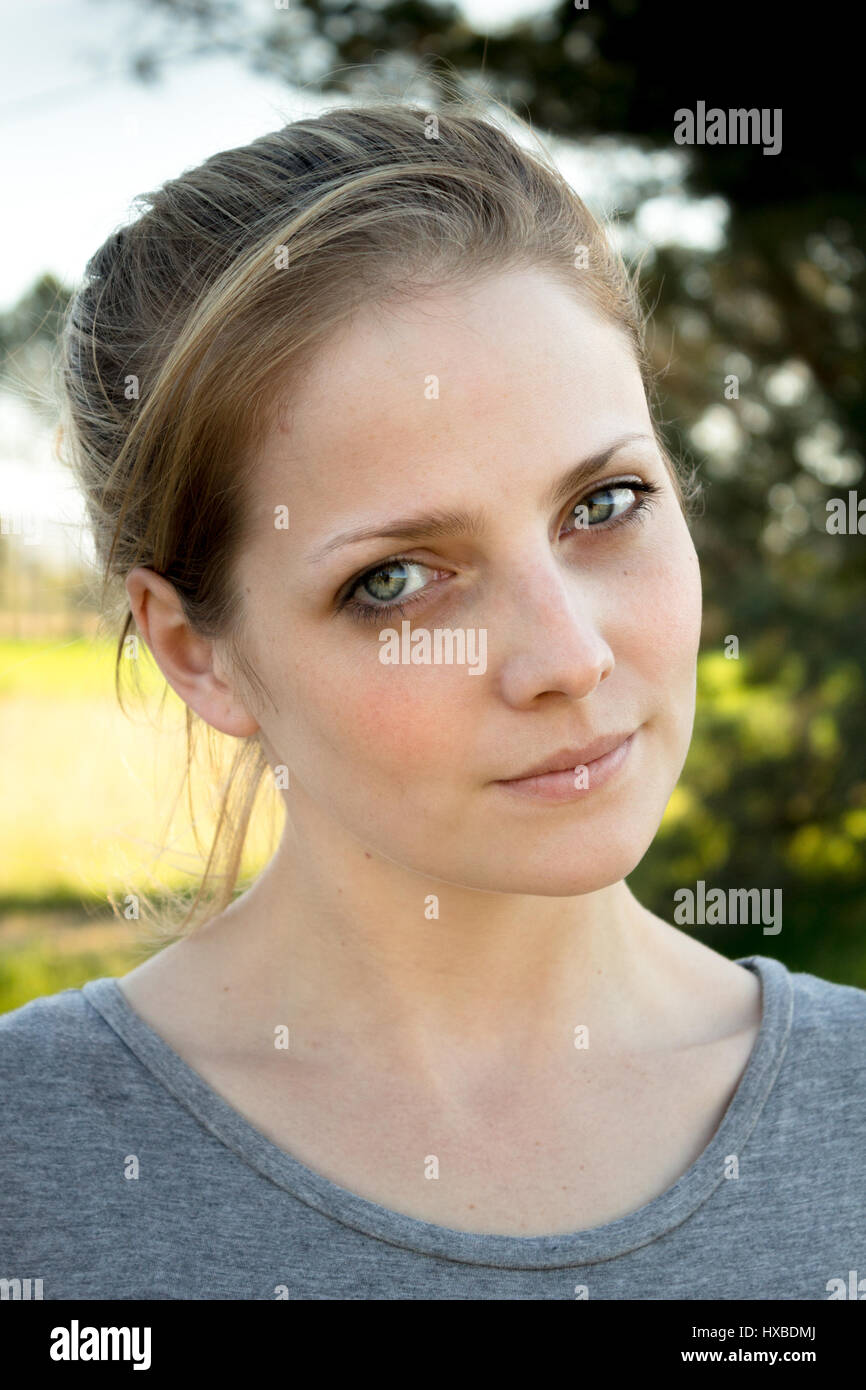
[498,731,637,782]
[493,729,638,803]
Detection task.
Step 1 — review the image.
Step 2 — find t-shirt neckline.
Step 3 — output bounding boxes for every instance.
[80,953,794,1269]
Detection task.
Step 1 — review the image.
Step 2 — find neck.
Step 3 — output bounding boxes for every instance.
[175,811,690,1090]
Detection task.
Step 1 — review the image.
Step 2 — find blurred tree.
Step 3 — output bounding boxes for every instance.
[0,273,71,418]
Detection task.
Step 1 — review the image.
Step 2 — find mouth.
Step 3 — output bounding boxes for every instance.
[492,729,638,802]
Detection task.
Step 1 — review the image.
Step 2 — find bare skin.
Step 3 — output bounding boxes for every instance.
[121,267,762,1236]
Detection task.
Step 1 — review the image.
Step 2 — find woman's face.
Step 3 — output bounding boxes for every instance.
[231,266,702,895]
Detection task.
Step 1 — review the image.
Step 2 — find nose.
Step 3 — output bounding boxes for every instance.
[492,549,614,707]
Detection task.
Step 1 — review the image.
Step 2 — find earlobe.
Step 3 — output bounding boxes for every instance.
[216,709,261,739]
[161,656,261,740]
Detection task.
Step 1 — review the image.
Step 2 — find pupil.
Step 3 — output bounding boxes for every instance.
[365,562,408,601]
[590,488,619,522]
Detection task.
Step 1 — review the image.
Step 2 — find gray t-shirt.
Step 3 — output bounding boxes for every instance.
[1,953,864,1300]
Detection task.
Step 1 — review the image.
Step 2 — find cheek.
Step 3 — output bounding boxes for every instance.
[614,526,702,681]
[289,646,471,780]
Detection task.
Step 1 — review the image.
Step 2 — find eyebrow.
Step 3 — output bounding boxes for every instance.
[306,431,657,563]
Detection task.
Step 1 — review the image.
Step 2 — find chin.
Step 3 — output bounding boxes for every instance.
[432,833,654,897]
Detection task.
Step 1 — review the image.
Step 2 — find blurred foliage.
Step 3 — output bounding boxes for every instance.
[630,647,866,984]
[0,918,148,1015]
[1,0,863,997]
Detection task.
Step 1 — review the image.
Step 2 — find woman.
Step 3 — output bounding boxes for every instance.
[2,96,864,1301]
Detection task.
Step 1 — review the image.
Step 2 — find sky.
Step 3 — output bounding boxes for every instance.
[0,0,726,309]
[0,0,727,566]
[0,0,549,307]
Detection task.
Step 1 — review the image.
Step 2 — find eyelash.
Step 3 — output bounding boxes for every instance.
[339,478,662,625]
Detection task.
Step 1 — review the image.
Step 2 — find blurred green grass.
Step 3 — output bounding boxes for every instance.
[0,635,280,1012]
[0,912,152,1014]
[0,636,279,901]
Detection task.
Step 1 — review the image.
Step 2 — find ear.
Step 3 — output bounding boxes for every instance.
[124,567,260,738]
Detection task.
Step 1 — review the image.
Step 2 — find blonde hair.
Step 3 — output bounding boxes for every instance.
[58,83,696,944]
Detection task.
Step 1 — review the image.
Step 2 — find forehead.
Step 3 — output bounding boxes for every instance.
[249,267,650,523]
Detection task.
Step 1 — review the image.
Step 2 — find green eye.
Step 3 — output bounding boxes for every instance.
[567,482,658,533]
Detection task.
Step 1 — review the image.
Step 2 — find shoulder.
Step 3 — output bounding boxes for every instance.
[785,959,866,1033]
[0,981,104,1047]
[0,982,122,1114]
[1,982,90,1046]
[768,956,866,1093]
